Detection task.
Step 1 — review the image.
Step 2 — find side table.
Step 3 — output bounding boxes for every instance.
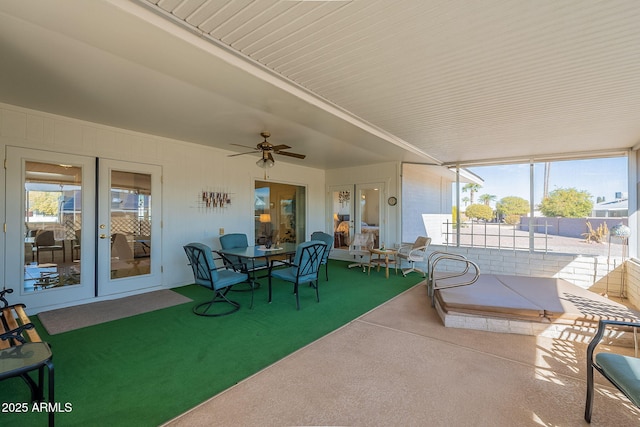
[0,342,54,426]
[368,248,398,279]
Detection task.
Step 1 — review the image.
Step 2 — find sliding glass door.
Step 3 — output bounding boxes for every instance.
[254,180,306,245]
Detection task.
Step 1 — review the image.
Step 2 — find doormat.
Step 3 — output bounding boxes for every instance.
[38,290,192,335]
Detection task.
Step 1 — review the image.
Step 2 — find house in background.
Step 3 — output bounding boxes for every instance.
[1,1,640,313]
[593,195,629,218]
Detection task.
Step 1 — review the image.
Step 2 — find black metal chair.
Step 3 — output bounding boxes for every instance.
[35,230,65,264]
[269,241,326,310]
[585,319,640,423]
[183,243,248,316]
[311,231,333,281]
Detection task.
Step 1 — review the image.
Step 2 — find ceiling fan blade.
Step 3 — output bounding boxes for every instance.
[230,143,259,150]
[271,144,291,151]
[227,150,258,157]
[276,151,306,159]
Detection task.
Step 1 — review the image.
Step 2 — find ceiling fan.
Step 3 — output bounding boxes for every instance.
[229,132,306,168]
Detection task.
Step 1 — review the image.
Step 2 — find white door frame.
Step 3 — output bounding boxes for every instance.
[96,159,162,297]
[4,147,96,312]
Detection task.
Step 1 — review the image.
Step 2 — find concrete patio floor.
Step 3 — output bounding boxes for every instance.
[164,283,640,426]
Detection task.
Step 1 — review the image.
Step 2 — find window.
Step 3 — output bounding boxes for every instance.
[402,155,629,257]
[24,161,82,291]
[454,156,628,256]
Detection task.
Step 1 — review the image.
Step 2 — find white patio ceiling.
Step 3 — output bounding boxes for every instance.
[0,0,639,169]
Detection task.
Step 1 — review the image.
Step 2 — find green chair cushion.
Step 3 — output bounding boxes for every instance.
[596,352,640,407]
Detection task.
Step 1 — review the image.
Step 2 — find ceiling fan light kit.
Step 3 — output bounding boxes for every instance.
[256,157,275,169]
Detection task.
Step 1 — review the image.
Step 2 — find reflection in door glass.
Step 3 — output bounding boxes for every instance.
[24,161,82,292]
[359,188,380,248]
[254,181,306,245]
[332,190,351,249]
[110,171,152,279]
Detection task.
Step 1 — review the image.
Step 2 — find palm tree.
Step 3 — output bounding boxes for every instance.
[462,183,481,205]
[462,196,470,207]
[543,162,551,199]
[479,194,497,206]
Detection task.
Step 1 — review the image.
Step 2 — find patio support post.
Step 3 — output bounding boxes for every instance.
[456,165,461,247]
[529,161,535,252]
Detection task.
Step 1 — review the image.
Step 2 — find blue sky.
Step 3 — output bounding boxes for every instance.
[464,157,628,207]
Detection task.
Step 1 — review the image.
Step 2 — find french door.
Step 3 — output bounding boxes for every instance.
[329,183,385,252]
[97,159,162,296]
[355,183,384,249]
[4,147,162,311]
[329,185,354,251]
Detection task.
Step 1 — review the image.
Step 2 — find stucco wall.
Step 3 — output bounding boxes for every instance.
[520,216,629,239]
[401,163,453,243]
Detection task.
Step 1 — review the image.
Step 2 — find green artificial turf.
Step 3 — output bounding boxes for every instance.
[0,261,422,426]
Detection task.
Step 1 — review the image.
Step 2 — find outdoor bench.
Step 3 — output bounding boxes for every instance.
[0,289,43,347]
[0,288,54,427]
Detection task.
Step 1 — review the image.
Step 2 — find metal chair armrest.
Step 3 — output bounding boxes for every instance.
[587,319,640,361]
[0,322,35,344]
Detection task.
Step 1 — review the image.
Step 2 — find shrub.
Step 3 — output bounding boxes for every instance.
[465,204,494,221]
[504,215,521,225]
[582,221,608,243]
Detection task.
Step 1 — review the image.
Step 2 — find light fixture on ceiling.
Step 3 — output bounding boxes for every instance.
[256,151,275,169]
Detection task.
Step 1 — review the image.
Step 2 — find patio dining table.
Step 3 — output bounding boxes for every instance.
[217,242,298,280]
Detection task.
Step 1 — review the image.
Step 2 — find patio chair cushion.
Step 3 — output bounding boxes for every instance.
[215,269,251,289]
[595,352,640,408]
[271,267,317,284]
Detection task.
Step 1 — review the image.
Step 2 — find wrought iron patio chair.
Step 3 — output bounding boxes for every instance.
[184,242,248,316]
[268,241,326,310]
[310,231,333,281]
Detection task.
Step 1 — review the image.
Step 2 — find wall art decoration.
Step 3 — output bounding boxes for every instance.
[197,189,232,212]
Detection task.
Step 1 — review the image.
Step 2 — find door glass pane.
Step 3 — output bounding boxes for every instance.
[24,161,82,292]
[110,170,151,279]
[359,187,381,248]
[332,189,352,249]
[254,181,306,245]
